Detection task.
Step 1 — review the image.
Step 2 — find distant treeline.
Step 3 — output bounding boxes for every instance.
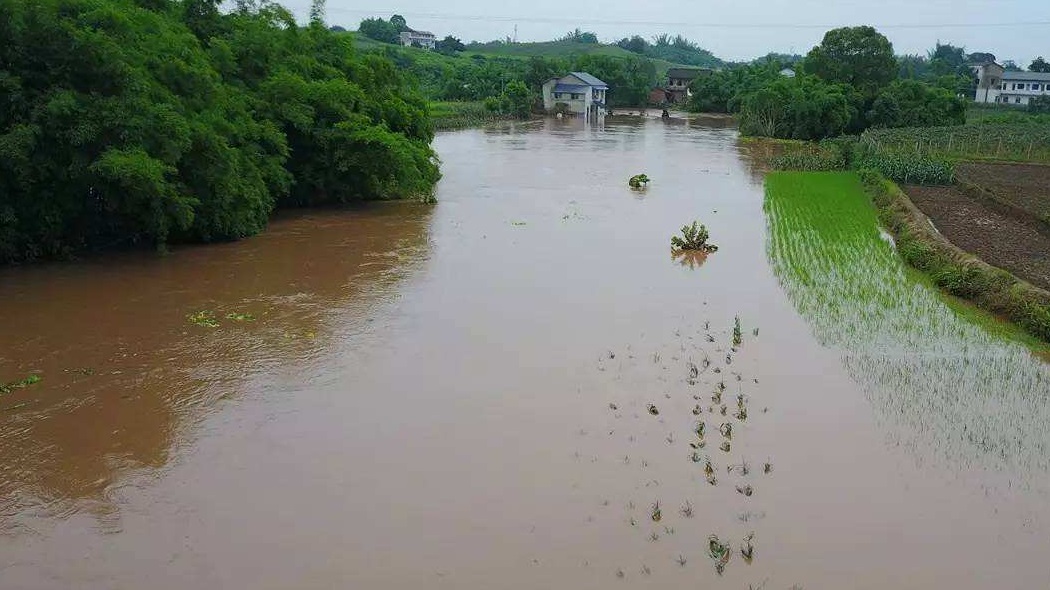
[0,0,439,263]
[687,28,975,140]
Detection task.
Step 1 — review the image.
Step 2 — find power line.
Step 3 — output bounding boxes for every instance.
[323,8,1050,30]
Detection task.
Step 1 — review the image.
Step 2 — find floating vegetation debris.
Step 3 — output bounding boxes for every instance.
[629,173,651,189]
[225,312,256,322]
[0,374,41,395]
[187,310,220,328]
[733,316,743,347]
[671,221,719,253]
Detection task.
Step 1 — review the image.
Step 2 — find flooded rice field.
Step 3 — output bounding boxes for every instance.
[2,117,1049,589]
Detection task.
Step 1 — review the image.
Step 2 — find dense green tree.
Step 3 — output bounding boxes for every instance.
[436,35,465,55]
[390,14,407,32]
[1030,57,1050,73]
[358,17,398,44]
[737,75,855,140]
[560,29,598,44]
[524,56,567,92]
[867,79,966,128]
[1003,60,1023,72]
[0,0,438,263]
[804,26,896,97]
[616,36,648,55]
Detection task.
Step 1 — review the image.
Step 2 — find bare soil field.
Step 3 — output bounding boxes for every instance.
[956,161,1050,224]
[905,183,1050,290]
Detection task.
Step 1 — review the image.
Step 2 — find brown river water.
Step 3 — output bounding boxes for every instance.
[2,117,1049,589]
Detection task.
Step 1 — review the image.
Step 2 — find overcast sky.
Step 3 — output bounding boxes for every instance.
[283,0,1048,65]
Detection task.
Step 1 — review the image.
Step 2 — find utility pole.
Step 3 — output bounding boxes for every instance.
[513,25,518,44]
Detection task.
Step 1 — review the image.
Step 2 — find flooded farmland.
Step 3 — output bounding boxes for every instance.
[2,117,1049,589]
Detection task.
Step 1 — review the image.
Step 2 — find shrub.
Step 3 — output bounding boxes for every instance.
[671,222,719,252]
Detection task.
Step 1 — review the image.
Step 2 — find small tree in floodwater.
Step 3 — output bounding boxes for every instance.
[629,174,650,188]
[671,221,719,252]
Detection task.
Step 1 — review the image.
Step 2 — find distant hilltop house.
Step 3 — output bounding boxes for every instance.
[974,62,1050,105]
[399,29,436,50]
[649,68,711,105]
[542,72,609,116]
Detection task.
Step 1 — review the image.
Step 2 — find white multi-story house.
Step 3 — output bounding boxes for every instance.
[542,72,609,116]
[974,62,1050,106]
[399,30,436,50]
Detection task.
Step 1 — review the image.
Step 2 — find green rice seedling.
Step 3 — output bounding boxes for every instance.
[720,422,733,438]
[649,531,660,542]
[704,458,715,476]
[647,404,659,416]
[709,535,732,574]
[741,533,755,561]
[706,473,718,486]
[692,451,703,463]
[720,441,731,452]
[225,312,255,322]
[677,554,688,566]
[692,405,702,415]
[720,405,728,416]
[651,502,662,522]
[764,460,772,474]
[736,484,754,497]
[736,407,749,421]
[681,501,694,518]
[733,316,743,347]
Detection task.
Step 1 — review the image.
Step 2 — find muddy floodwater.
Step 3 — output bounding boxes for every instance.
[2,117,1049,589]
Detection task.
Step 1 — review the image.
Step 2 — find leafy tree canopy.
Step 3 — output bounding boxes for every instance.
[1030,57,1050,73]
[804,26,897,97]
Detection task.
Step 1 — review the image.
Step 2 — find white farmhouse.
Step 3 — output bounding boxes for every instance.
[974,62,1050,106]
[542,72,609,117]
[399,30,436,50]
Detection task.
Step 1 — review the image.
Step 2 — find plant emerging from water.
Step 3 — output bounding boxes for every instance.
[0,374,41,395]
[629,173,651,188]
[671,221,719,252]
[733,316,743,346]
[188,310,220,328]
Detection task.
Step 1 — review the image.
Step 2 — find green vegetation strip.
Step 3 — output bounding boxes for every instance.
[765,171,1050,474]
[858,169,1050,343]
[0,374,41,395]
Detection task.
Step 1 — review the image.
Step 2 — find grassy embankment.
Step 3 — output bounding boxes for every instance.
[428,101,513,131]
[765,172,1050,351]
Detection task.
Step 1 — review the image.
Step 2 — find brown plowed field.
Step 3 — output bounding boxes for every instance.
[956,162,1050,223]
[905,182,1050,290]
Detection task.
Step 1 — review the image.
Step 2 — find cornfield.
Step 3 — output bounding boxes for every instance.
[861,123,1050,164]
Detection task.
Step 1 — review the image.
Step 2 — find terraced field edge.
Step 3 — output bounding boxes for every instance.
[859,169,1050,343]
